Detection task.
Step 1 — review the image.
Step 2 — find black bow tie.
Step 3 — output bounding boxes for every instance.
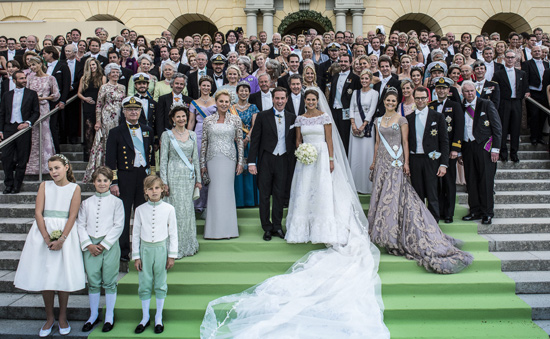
[137,95,148,100]
[215,75,223,80]
[128,124,139,130]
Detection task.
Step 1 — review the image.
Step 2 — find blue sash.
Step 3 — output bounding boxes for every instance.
[377,119,403,168]
[129,126,148,172]
[167,130,195,179]
[191,100,208,119]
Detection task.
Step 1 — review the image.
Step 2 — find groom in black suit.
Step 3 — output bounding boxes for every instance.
[407,87,449,222]
[248,87,297,241]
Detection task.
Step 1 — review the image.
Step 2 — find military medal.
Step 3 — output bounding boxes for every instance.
[484,120,490,126]
[430,129,438,136]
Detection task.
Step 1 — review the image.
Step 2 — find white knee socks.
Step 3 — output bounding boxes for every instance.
[87,293,100,324]
[155,298,165,325]
[105,293,116,324]
[140,299,151,325]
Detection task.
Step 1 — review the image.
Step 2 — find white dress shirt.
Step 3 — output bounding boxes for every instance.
[261,90,272,110]
[464,99,476,141]
[76,192,124,251]
[273,109,286,155]
[379,75,392,98]
[530,59,545,91]
[213,73,224,88]
[8,77,15,91]
[46,60,58,76]
[10,88,24,124]
[506,66,517,98]
[131,200,178,260]
[333,70,350,109]
[229,43,237,52]
[414,107,429,154]
[475,79,486,93]
[420,43,431,61]
[291,93,301,115]
[524,47,532,61]
[476,49,483,60]
[484,61,495,81]
[435,98,447,113]
[66,59,76,86]
[7,49,15,61]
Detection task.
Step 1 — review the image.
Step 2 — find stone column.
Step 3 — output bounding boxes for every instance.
[262,9,275,43]
[351,9,365,37]
[244,8,258,37]
[334,9,347,32]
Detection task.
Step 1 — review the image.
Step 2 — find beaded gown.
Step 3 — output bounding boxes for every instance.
[234,104,260,207]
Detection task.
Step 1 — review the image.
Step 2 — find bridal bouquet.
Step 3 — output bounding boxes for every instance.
[295,143,318,165]
[49,230,63,241]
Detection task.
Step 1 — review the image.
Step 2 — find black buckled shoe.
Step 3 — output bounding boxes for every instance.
[154,324,164,334]
[102,319,114,332]
[2,186,13,194]
[82,318,100,332]
[135,320,150,334]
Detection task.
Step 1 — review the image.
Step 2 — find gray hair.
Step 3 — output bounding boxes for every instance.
[257,72,270,81]
[430,48,444,59]
[104,63,121,77]
[170,72,187,86]
[137,54,153,64]
[237,56,252,73]
[266,58,281,79]
[64,44,77,53]
[161,60,177,72]
[227,51,238,58]
[272,33,281,39]
[462,80,475,90]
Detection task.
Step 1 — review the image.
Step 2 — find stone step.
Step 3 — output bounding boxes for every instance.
[492,251,550,272]
[517,142,550,151]
[478,218,550,234]
[458,191,550,205]
[0,234,26,251]
[494,180,550,191]
[517,294,550,320]
[0,319,88,338]
[498,160,550,170]
[0,161,88,171]
[0,293,101,321]
[533,320,550,336]
[0,218,34,234]
[515,151,549,160]
[0,171,86,182]
[495,169,550,180]
[59,144,83,152]
[476,203,550,218]
[484,234,550,252]
[504,271,550,294]
[0,181,95,193]
[0,192,93,204]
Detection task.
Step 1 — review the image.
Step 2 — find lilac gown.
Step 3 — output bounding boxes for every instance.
[368,116,473,274]
[190,103,216,211]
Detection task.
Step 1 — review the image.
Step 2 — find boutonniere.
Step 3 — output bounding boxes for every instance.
[346,79,352,83]
[430,128,438,136]
[120,76,125,79]
[445,116,452,123]
[347,88,353,94]
[142,131,149,137]
[484,120,490,126]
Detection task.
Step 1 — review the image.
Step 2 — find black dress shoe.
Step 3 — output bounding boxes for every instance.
[538,139,548,145]
[482,216,492,224]
[275,229,285,239]
[154,324,164,334]
[135,320,150,334]
[499,155,508,162]
[511,154,520,163]
[102,319,114,332]
[462,214,482,221]
[82,318,100,332]
[263,231,272,241]
[444,217,453,224]
[2,186,13,194]
[12,186,21,194]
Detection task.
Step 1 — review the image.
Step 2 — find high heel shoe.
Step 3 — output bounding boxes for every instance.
[59,322,71,336]
[39,321,55,337]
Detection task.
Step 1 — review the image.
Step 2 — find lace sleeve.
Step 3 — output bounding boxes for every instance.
[200,118,210,169]
[233,115,244,165]
[321,112,332,125]
[294,115,302,127]
[159,132,169,184]
[398,116,408,126]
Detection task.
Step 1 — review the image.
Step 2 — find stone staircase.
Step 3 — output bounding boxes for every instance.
[458,135,550,335]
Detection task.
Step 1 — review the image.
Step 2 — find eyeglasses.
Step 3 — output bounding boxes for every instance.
[505,56,516,59]
[414,97,429,101]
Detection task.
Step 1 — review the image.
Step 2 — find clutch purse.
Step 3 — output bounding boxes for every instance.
[193,187,200,200]
[352,129,365,138]
[369,168,375,182]
[202,171,211,186]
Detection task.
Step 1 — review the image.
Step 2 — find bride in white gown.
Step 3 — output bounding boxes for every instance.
[200,84,389,338]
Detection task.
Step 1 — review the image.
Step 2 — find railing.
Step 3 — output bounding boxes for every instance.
[0,94,78,181]
[526,97,550,117]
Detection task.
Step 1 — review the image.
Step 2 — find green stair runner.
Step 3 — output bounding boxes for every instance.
[89,196,546,338]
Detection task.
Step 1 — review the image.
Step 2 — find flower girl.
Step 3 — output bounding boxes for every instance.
[132,175,177,334]
[77,166,124,333]
[14,154,85,337]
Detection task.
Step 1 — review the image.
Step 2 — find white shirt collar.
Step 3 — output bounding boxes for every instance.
[291,93,301,99]
[14,87,24,93]
[274,109,284,115]
[466,98,477,107]
[506,66,515,72]
[415,106,428,115]
[261,91,271,97]
[339,69,350,76]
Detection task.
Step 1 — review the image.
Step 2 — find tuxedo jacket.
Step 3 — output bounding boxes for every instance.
[248,109,296,168]
[427,99,465,153]
[471,48,483,60]
[268,43,280,59]
[187,68,217,99]
[222,43,236,56]
[284,92,305,116]
[317,59,336,93]
[149,65,161,81]
[0,78,12,100]
[70,59,85,91]
[492,68,529,101]
[521,59,549,90]
[105,122,154,184]
[156,92,192,138]
[134,94,157,137]
[16,48,40,56]
[478,80,500,109]
[277,73,293,94]
[373,74,403,117]
[81,55,109,69]
[48,61,71,106]
[462,97,502,149]
[406,108,450,167]
[0,88,40,132]
[328,72,361,110]
[248,91,265,111]
[117,67,134,94]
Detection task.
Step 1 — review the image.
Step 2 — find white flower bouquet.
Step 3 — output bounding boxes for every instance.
[49,230,63,241]
[295,143,318,165]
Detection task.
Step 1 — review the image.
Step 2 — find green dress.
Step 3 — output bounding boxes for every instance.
[160,131,201,258]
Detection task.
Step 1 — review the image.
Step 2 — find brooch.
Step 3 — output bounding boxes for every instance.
[445,116,452,123]
[484,120,490,126]
[391,123,400,131]
[448,126,452,132]
[430,129,438,136]
[391,159,403,168]
[392,145,399,152]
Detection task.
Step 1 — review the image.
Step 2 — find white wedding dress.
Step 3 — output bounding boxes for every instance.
[200,86,389,339]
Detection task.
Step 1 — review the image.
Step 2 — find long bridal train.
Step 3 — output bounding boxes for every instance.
[200,86,390,338]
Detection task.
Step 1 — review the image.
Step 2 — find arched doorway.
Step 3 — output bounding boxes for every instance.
[86,14,124,25]
[1,15,31,21]
[482,13,531,38]
[168,14,218,40]
[390,13,442,35]
[278,11,333,36]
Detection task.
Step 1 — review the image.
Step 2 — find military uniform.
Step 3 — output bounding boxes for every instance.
[106,97,154,260]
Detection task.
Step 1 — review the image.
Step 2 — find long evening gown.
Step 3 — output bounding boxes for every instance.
[160,131,201,258]
[234,104,260,207]
[368,116,473,274]
[83,83,125,182]
[82,80,101,158]
[190,103,216,211]
[26,74,60,174]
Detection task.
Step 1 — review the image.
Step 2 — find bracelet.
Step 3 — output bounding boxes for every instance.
[329,157,334,160]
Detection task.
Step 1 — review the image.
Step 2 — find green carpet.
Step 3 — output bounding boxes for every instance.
[89,196,546,338]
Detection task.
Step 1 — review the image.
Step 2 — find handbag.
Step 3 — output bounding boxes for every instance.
[193,187,200,200]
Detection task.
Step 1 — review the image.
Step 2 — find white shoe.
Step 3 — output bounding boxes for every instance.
[39,321,55,337]
[59,322,71,336]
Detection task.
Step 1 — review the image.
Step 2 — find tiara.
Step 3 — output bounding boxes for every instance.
[54,154,69,164]
[386,86,398,94]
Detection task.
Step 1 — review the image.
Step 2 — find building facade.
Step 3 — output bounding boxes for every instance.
[0,0,545,41]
